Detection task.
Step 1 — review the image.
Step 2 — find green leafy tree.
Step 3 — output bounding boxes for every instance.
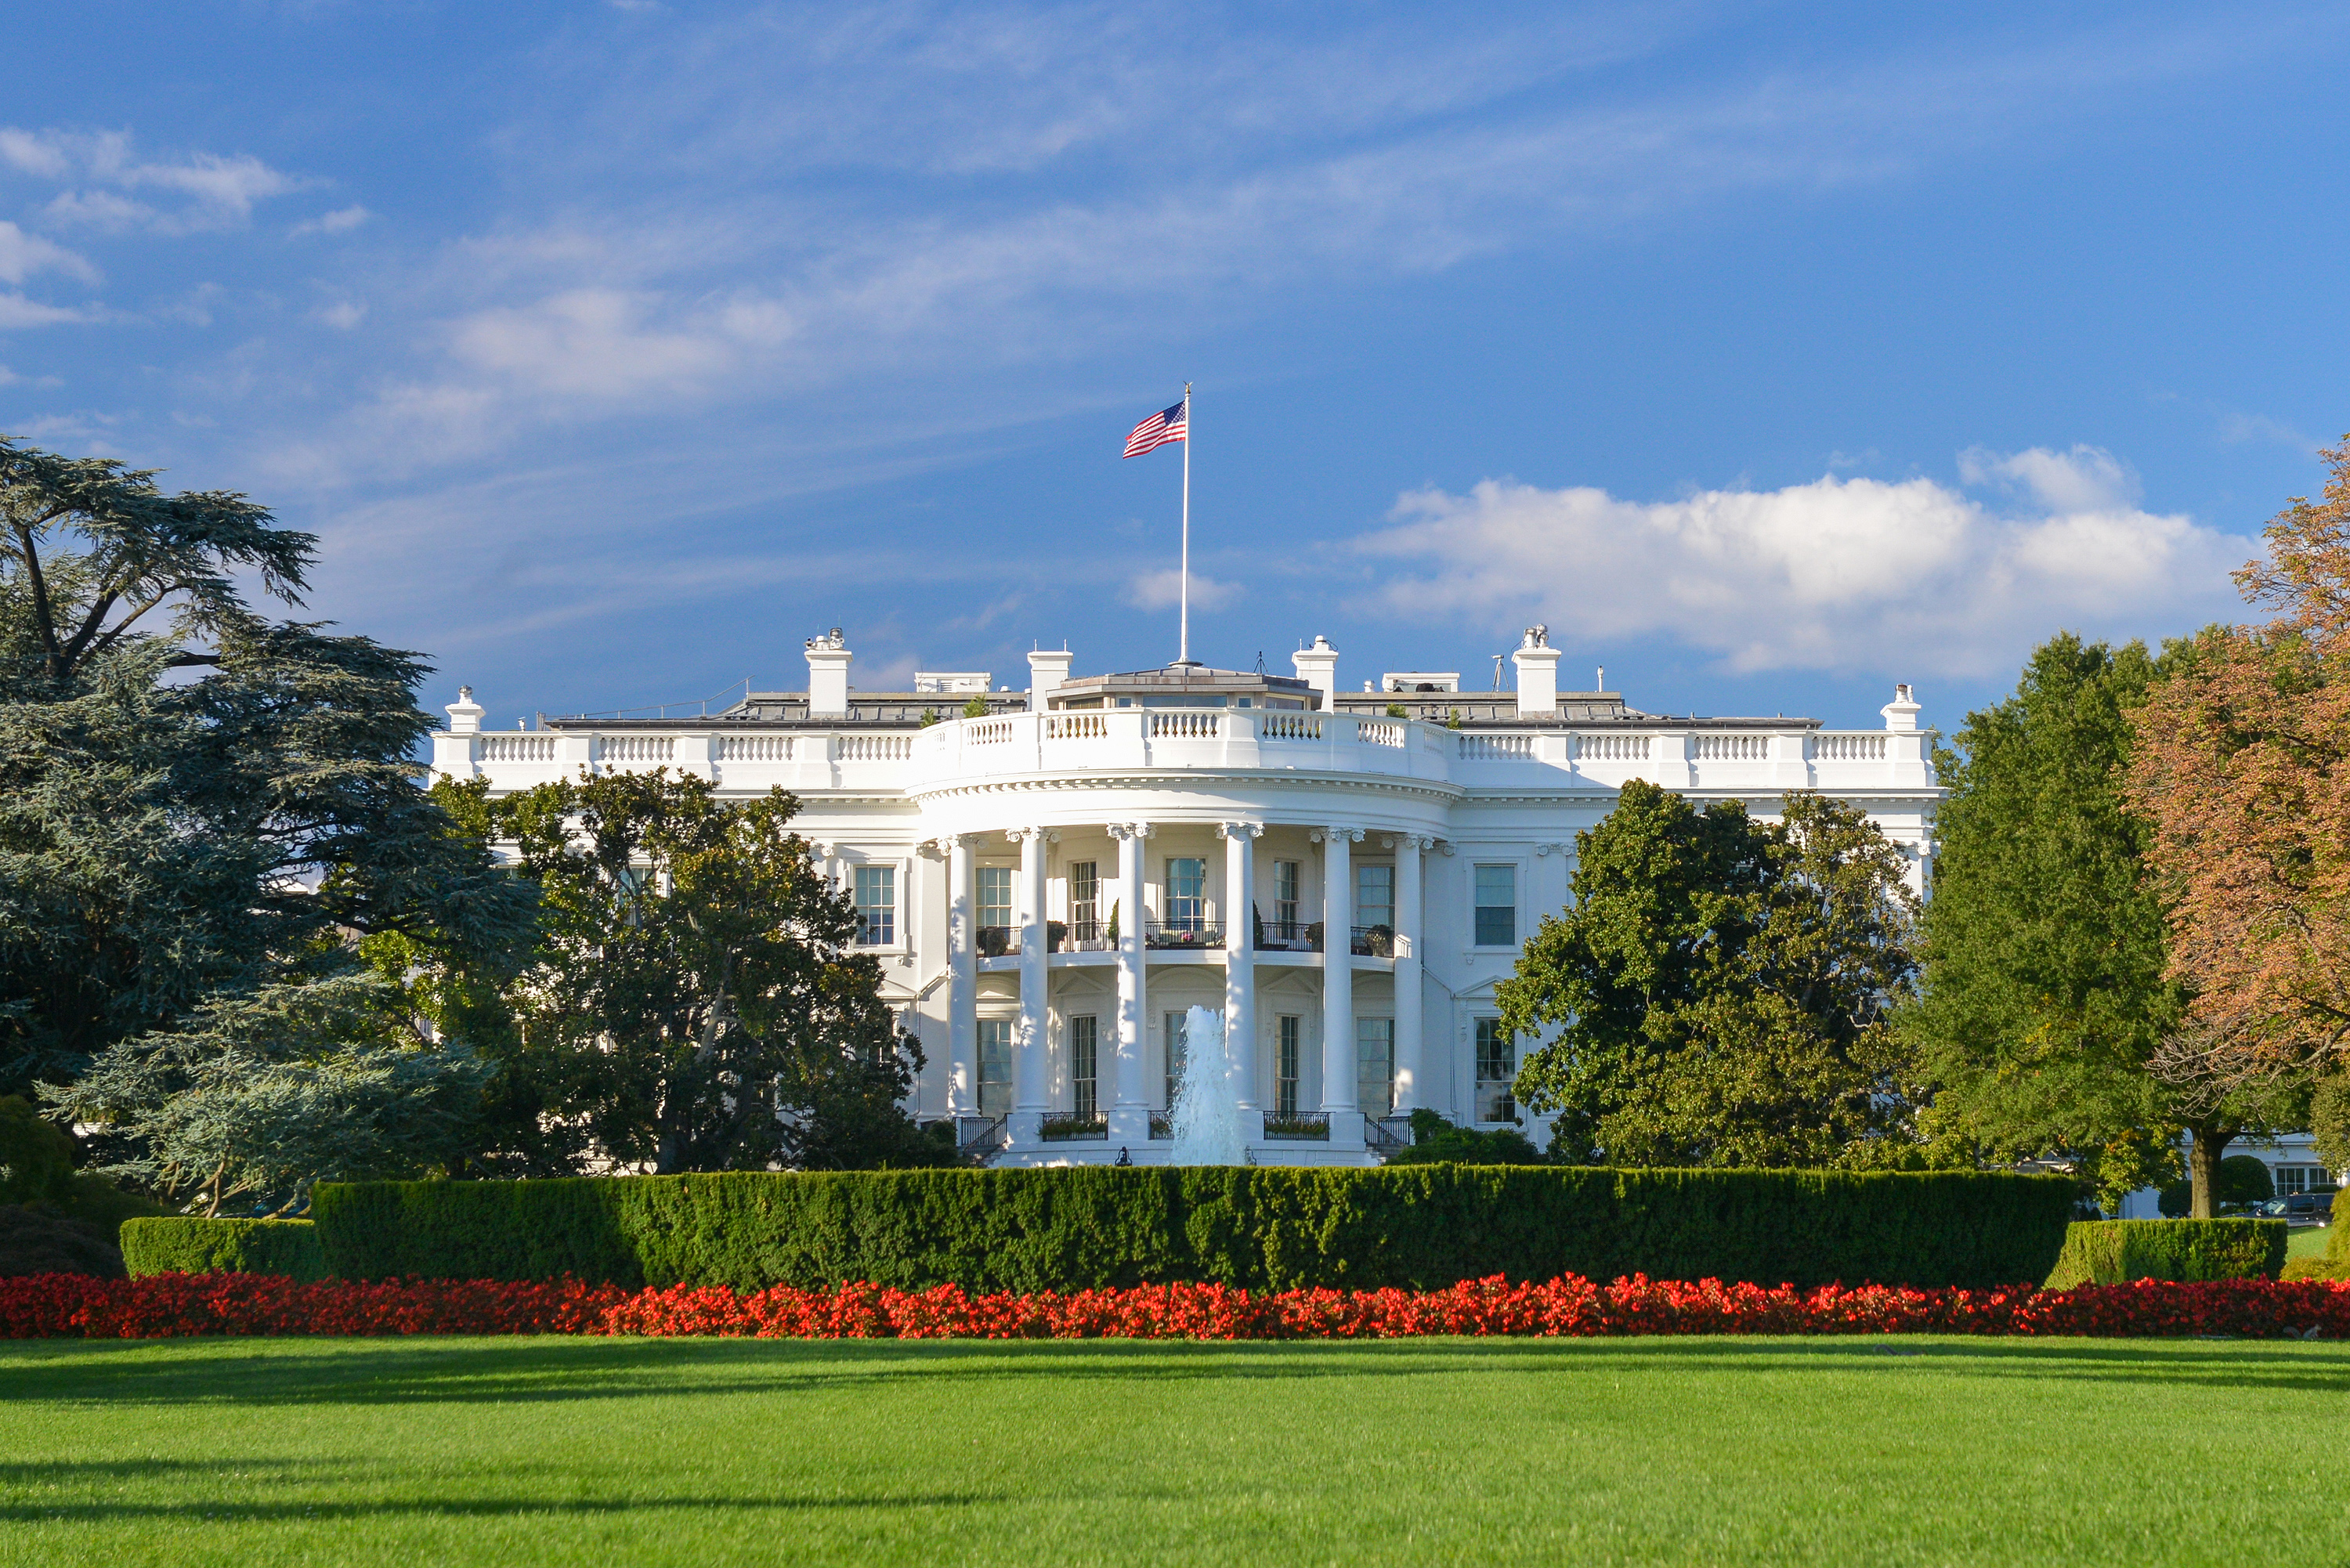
[48,975,492,1216]
[1502,782,1924,1168]
[481,768,944,1173]
[0,438,534,1180]
[1900,634,2301,1215]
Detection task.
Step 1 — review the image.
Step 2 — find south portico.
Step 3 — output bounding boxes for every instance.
[919,809,1447,1167]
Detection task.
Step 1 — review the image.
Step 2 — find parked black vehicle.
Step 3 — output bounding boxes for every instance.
[2249,1193,2335,1226]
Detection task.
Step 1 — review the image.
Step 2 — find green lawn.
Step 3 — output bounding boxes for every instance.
[4,1335,2347,1566]
[2287,1224,2333,1261]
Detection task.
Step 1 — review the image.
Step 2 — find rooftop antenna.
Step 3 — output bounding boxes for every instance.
[1491,653,1504,690]
[1597,664,1605,690]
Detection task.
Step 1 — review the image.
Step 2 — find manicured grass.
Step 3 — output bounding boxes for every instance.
[5,1335,2347,1566]
[2287,1225,2333,1262]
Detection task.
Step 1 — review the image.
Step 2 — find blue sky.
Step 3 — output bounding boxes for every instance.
[5,2,2346,735]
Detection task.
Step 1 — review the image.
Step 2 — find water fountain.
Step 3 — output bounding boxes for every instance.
[1167,1003,1249,1165]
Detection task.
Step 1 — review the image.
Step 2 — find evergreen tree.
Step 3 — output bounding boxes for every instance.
[1502,782,1923,1168]
[476,768,947,1173]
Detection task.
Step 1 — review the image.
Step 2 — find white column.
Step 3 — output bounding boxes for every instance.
[1010,826,1052,1144]
[1393,835,1426,1114]
[1317,826,1362,1143]
[945,833,977,1114]
[1109,822,1152,1147]
[1220,822,1261,1126]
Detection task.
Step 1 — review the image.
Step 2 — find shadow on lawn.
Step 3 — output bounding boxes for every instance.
[0,1488,1001,1526]
[9,1335,2350,1409]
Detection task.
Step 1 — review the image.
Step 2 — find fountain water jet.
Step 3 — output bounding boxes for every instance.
[1168,1003,1248,1165]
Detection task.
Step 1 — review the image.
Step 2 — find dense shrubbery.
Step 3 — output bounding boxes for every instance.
[0,1207,125,1280]
[2042,1218,2287,1288]
[5,1270,2349,1341]
[121,1218,327,1282]
[0,1097,163,1241]
[1386,1111,1543,1165]
[312,1165,2075,1293]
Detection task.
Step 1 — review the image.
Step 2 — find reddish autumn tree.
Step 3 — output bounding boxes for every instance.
[2126,435,2350,1213]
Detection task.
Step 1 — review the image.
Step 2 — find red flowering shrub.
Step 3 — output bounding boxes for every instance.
[6,1272,2347,1341]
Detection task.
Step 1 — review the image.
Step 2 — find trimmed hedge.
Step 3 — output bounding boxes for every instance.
[313,1166,2074,1293]
[121,1219,328,1282]
[2041,1218,2287,1288]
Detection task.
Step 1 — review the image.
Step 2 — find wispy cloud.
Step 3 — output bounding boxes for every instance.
[291,204,371,237]
[1356,447,2254,676]
[1,126,305,233]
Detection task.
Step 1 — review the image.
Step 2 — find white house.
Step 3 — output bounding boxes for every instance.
[432,628,1940,1167]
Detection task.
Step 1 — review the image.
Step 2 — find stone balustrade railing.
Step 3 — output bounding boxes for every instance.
[435,712,1933,794]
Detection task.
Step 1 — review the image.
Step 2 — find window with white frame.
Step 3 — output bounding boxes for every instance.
[1166,858,1208,932]
[852,865,895,946]
[1356,1017,1394,1118]
[1068,861,1099,941]
[977,865,1014,955]
[2276,1165,2337,1195]
[1275,1014,1301,1119]
[1069,1015,1099,1121]
[1274,859,1302,941]
[978,1019,1014,1115]
[1473,864,1517,948]
[1357,864,1394,930]
[1474,1017,1516,1123]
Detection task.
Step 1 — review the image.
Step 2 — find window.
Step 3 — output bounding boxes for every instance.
[1166,858,1208,932]
[852,865,895,946]
[1275,1016,1301,1119]
[977,866,1014,930]
[1473,864,1517,948]
[1356,865,1394,931]
[1068,861,1099,941]
[1069,1015,1099,1121]
[1274,859,1302,940]
[2277,1165,2337,1195]
[1162,1011,1191,1107]
[1356,1017,1394,1118]
[1475,1017,1515,1123]
[978,1019,1014,1115]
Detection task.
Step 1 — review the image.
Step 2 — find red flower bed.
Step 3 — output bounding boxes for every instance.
[5,1272,2347,1341]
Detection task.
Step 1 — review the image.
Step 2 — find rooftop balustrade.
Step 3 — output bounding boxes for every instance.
[436,709,1932,795]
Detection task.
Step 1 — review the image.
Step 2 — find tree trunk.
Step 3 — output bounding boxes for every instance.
[2187,1118,2232,1219]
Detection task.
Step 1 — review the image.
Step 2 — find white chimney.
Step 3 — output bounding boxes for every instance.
[1881,683,1921,733]
[444,685,484,735]
[1291,634,1339,710]
[1028,648,1073,712]
[805,627,851,718]
[1511,626,1560,718]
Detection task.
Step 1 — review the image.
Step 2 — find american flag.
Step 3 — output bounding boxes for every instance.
[1123,397,1188,458]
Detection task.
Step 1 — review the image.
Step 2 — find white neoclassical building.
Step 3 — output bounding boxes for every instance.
[432,630,1940,1167]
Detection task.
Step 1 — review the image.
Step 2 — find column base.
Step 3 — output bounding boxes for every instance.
[1324,1109,1366,1148]
[1003,1110,1047,1149]
[1108,1105,1153,1149]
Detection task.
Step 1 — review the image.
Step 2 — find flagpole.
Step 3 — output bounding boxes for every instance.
[1179,382,1191,666]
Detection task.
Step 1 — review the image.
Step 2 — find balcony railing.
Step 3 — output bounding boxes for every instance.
[1263,1111,1331,1141]
[1144,924,1224,951]
[1365,1115,1414,1156]
[1148,1111,1173,1140]
[1350,924,1395,958]
[1040,1111,1108,1142]
[955,1115,1007,1163]
[977,925,1019,957]
[1256,918,1321,952]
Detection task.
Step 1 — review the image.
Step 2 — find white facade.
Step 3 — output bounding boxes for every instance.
[432,629,1940,1167]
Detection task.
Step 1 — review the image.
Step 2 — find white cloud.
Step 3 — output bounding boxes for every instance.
[0,220,96,284]
[1358,450,2253,675]
[312,299,367,331]
[0,291,92,328]
[2,125,302,233]
[292,204,371,237]
[1126,568,1241,612]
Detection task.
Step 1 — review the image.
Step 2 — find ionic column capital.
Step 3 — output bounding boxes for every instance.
[1006,826,1060,844]
[1217,821,1264,840]
[1309,827,1364,844]
[1106,822,1154,841]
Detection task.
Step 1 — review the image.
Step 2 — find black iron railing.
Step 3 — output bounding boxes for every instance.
[1148,1111,1173,1140]
[977,925,1018,957]
[1263,1111,1331,1141]
[1365,1115,1413,1156]
[1144,925,1224,951]
[1256,918,1323,952]
[1040,1112,1108,1142]
[1350,924,1395,958]
[956,1115,1007,1163]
